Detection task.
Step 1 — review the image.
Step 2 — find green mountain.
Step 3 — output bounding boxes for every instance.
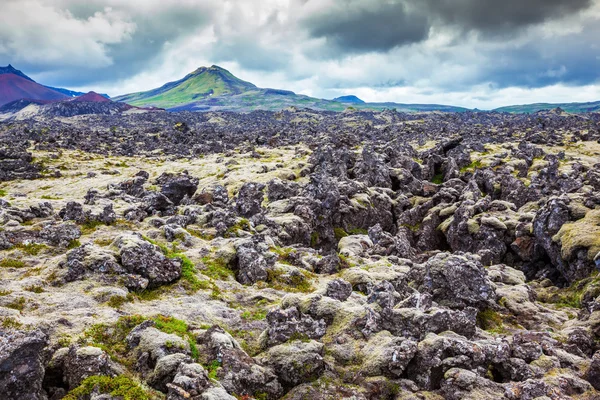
[114,65,257,108]
[494,101,600,114]
[114,65,468,113]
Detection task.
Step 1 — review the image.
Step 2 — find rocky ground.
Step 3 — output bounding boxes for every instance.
[1,107,600,399]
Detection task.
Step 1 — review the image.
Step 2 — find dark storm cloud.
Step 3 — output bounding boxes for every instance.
[302,0,593,53]
[425,0,593,35]
[304,1,429,53]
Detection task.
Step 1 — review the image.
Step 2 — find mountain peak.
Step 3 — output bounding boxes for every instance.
[0,64,35,82]
[73,91,111,103]
[114,64,257,108]
[334,95,365,104]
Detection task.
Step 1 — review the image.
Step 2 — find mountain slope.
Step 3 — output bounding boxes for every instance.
[0,64,106,105]
[114,65,257,108]
[0,73,68,106]
[115,65,468,113]
[494,101,600,114]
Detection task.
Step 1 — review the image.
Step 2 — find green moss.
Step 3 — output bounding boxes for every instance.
[80,220,105,235]
[24,285,44,293]
[1,317,23,330]
[400,223,421,232]
[107,295,131,308]
[15,243,47,255]
[84,315,200,366]
[347,227,368,235]
[476,309,507,334]
[338,254,355,268]
[67,239,81,249]
[40,195,62,200]
[240,309,267,321]
[6,296,26,311]
[0,289,12,296]
[431,173,444,184]
[206,360,221,381]
[179,254,210,292]
[225,218,251,237]
[310,232,319,247]
[142,236,210,292]
[334,227,348,240]
[201,256,234,280]
[270,246,296,265]
[460,159,484,173]
[263,269,315,293]
[0,189,7,197]
[0,258,26,268]
[63,375,149,400]
[553,209,600,261]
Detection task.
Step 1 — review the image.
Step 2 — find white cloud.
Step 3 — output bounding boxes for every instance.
[0,0,135,67]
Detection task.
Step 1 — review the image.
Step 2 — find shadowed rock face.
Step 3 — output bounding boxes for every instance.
[1,108,600,399]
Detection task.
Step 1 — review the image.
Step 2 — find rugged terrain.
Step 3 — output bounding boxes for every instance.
[1,108,600,399]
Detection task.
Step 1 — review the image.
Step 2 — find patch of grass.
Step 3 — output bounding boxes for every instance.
[0,258,27,268]
[338,254,355,268]
[477,309,507,334]
[201,256,234,280]
[187,227,215,241]
[310,232,319,247]
[0,289,12,296]
[63,375,149,400]
[6,296,26,311]
[67,239,81,249]
[431,173,444,184]
[0,189,7,197]
[400,223,421,232]
[94,238,114,247]
[270,246,296,265]
[240,309,267,321]
[15,243,47,255]
[262,268,315,293]
[460,159,484,173]
[334,227,348,240]
[84,315,148,367]
[206,360,221,381]
[148,239,209,292]
[40,195,62,200]
[347,227,368,235]
[80,220,105,235]
[1,317,23,329]
[225,218,251,237]
[24,285,44,293]
[180,254,211,292]
[84,315,200,368]
[106,295,132,308]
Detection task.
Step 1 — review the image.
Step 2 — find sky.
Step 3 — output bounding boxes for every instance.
[1,0,599,109]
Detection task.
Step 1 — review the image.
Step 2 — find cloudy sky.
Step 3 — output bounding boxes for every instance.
[1,0,599,109]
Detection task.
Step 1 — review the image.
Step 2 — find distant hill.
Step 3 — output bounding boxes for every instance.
[494,101,600,114]
[45,86,110,99]
[0,72,67,106]
[0,65,109,106]
[334,95,365,104]
[115,65,469,113]
[73,91,111,103]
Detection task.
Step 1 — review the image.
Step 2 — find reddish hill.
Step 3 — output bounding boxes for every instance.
[73,91,111,103]
[0,73,68,106]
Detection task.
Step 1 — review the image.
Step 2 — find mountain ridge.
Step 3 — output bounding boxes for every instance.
[114,65,469,113]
